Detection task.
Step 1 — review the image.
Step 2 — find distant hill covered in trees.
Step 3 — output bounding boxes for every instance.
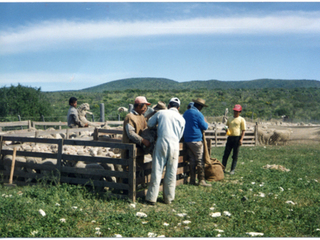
[80,78,320,92]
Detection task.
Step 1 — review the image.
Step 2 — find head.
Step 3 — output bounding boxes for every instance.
[69,97,77,107]
[134,96,151,115]
[168,97,180,110]
[192,98,208,111]
[233,104,242,117]
[187,102,194,109]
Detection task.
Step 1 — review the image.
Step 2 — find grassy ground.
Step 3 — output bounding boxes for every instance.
[0,143,319,237]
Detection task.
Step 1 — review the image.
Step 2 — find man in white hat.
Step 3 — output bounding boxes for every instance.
[145,97,185,205]
[183,98,211,187]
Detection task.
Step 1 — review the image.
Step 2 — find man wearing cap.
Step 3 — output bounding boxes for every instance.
[67,97,89,128]
[145,97,185,205]
[222,104,246,175]
[122,96,151,167]
[183,98,211,187]
[145,101,167,121]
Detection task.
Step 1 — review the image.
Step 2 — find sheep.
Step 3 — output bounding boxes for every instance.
[118,107,128,113]
[77,103,100,127]
[270,129,293,145]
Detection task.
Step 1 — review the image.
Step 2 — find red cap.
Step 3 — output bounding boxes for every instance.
[233,104,242,111]
[134,96,151,105]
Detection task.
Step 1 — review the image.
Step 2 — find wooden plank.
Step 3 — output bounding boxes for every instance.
[4,131,36,137]
[61,154,129,166]
[32,121,68,126]
[1,149,58,159]
[97,137,122,143]
[64,139,134,150]
[0,121,30,127]
[2,136,61,144]
[95,129,123,135]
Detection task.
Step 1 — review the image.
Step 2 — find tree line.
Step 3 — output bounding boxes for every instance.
[1,85,320,123]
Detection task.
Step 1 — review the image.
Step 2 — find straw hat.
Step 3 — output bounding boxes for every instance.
[153,101,167,111]
[192,98,208,107]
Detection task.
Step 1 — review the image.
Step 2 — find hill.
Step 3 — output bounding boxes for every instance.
[81,78,320,92]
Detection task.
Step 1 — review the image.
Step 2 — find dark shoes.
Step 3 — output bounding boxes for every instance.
[145,200,155,205]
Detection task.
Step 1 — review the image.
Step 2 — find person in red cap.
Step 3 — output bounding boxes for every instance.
[122,96,151,166]
[222,104,246,175]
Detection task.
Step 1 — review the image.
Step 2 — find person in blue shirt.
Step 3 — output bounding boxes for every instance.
[183,98,211,187]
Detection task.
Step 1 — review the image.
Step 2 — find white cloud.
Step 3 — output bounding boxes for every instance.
[1,14,320,54]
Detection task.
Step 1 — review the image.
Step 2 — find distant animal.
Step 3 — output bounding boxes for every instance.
[118,107,128,113]
[77,103,99,127]
[270,129,293,145]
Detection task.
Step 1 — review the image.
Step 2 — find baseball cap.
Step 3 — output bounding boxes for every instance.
[233,104,242,111]
[134,96,151,105]
[169,97,180,107]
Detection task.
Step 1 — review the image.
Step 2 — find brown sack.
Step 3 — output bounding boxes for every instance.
[202,131,225,181]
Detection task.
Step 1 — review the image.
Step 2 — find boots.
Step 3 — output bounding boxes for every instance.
[189,165,196,185]
[197,165,211,187]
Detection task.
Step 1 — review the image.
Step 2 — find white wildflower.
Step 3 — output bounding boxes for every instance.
[163,222,169,226]
[259,183,264,187]
[95,231,102,235]
[250,160,253,162]
[214,229,224,233]
[298,178,302,181]
[142,221,148,224]
[182,220,191,224]
[60,218,66,223]
[289,209,293,211]
[136,212,147,218]
[279,187,284,191]
[129,203,136,208]
[314,179,318,182]
[39,209,46,217]
[185,226,190,230]
[217,234,221,237]
[316,228,320,231]
[71,206,78,209]
[223,211,232,217]
[189,201,196,204]
[254,192,265,198]
[116,223,120,225]
[148,232,157,237]
[172,209,176,212]
[285,200,296,205]
[244,210,255,214]
[55,203,60,206]
[241,162,245,164]
[177,223,181,226]
[30,230,38,236]
[209,207,215,211]
[91,220,96,223]
[157,235,166,237]
[17,191,23,196]
[113,234,122,237]
[251,182,255,185]
[249,188,253,191]
[95,227,100,231]
[246,232,264,237]
[210,212,221,218]
[176,213,187,217]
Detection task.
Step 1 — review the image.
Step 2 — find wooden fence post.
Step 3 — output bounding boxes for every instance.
[255,122,258,146]
[215,123,217,147]
[128,144,137,202]
[56,139,63,174]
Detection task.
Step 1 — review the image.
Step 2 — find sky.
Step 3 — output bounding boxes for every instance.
[0,2,320,92]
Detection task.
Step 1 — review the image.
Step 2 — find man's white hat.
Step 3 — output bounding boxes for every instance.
[169,97,180,106]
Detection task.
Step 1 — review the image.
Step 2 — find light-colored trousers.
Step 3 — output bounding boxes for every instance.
[186,141,204,168]
[146,138,180,203]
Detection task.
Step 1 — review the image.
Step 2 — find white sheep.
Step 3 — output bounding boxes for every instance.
[270,129,293,145]
[77,103,100,127]
[118,107,128,113]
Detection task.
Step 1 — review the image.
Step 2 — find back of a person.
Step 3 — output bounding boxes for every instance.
[156,109,185,142]
[67,106,77,127]
[183,108,203,142]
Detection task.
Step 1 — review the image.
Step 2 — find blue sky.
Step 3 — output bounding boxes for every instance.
[1,2,320,92]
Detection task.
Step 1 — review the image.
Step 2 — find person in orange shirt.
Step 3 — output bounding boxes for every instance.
[222,104,246,175]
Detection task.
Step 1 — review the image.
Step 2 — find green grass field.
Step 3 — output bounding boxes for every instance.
[0,143,319,237]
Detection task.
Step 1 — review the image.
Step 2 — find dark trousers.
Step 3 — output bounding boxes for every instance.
[222,136,241,171]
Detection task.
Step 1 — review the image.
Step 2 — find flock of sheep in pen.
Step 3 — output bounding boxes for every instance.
[0,103,294,185]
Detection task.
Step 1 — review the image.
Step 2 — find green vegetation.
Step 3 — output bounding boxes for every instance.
[0,143,319,237]
[1,79,320,123]
[0,84,53,122]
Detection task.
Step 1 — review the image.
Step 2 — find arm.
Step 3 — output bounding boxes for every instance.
[239,130,245,146]
[125,123,150,147]
[198,113,209,131]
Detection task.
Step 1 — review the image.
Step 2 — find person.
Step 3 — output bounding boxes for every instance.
[183,98,211,187]
[222,104,246,175]
[67,97,88,128]
[145,97,185,205]
[122,96,151,167]
[145,101,167,121]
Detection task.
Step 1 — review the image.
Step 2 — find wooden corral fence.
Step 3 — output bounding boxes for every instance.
[0,120,32,131]
[205,123,258,147]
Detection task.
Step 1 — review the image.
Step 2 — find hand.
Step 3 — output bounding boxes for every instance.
[84,123,89,127]
[142,139,151,147]
[239,139,243,146]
